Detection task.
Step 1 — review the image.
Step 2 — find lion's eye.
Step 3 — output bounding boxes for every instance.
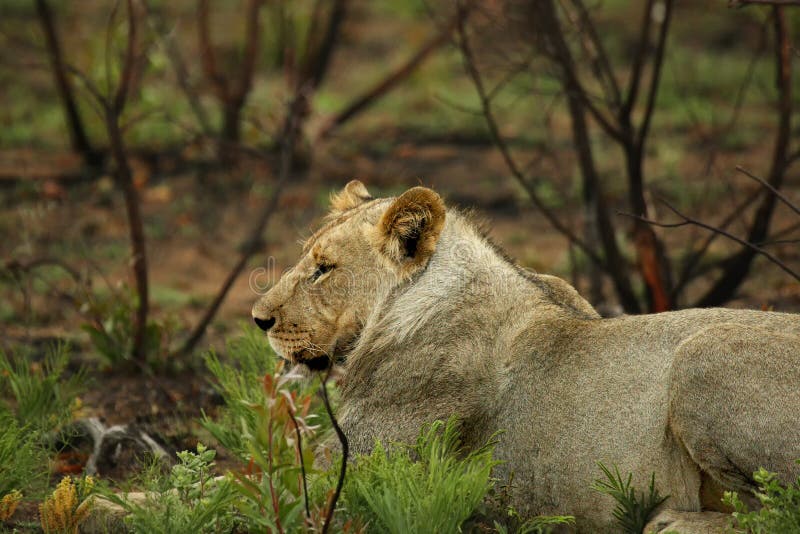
[311,263,334,282]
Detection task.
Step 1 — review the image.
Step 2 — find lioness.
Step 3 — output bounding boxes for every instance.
[252,181,800,531]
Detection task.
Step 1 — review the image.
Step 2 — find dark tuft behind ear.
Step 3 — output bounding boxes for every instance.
[330,180,373,213]
[373,186,446,276]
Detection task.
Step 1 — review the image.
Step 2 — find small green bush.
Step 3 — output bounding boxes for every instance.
[200,325,325,461]
[338,417,499,534]
[723,464,800,533]
[0,343,85,432]
[81,284,172,366]
[592,462,668,534]
[0,409,46,502]
[0,344,86,504]
[101,444,238,534]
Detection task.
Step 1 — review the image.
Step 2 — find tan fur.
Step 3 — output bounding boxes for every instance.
[329,179,373,213]
[253,182,800,532]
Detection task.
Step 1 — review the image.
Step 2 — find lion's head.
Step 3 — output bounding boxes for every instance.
[251,180,446,370]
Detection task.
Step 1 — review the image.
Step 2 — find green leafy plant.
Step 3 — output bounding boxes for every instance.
[493,509,576,534]
[592,462,669,534]
[101,444,238,534]
[723,463,800,533]
[229,361,322,533]
[201,326,327,460]
[0,343,85,432]
[80,285,170,366]
[0,410,45,514]
[338,417,499,534]
[0,344,87,513]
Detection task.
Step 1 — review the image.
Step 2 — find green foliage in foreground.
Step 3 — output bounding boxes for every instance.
[0,343,85,432]
[724,463,800,534]
[0,410,46,500]
[197,329,576,532]
[337,417,499,534]
[0,344,86,501]
[100,444,239,534]
[592,462,668,534]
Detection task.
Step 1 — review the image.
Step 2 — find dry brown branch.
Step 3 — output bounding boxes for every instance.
[729,0,800,6]
[697,7,793,306]
[564,0,622,111]
[302,0,347,91]
[737,165,800,216]
[321,365,348,534]
[671,188,763,299]
[318,6,463,140]
[621,0,655,118]
[64,0,149,361]
[35,0,99,167]
[146,6,212,135]
[177,91,303,356]
[538,0,640,312]
[197,0,263,146]
[109,0,149,361]
[456,1,603,268]
[622,200,800,283]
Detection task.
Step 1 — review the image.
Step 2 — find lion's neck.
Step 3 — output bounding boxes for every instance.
[351,214,554,362]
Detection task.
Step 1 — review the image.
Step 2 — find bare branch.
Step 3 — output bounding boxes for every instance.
[234,0,263,102]
[196,0,227,102]
[455,2,603,267]
[176,94,298,356]
[671,188,763,299]
[113,0,140,113]
[539,0,640,312]
[318,6,463,139]
[736,165,800,216]
[730,0,800,6]
[35,0,99,166]
[302,0,347,91]
[146,6,213,135]
[321,366,348,534]
[636,0,673,149]
[622,200,800,282]
[697,6,793,306]
[564,0,622,111]
[621,0,655,118]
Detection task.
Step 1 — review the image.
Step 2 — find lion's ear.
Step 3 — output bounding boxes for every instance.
[373,186,446,275]
[330,180,373,212]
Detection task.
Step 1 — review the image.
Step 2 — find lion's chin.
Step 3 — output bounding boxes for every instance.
[300,354,332,371]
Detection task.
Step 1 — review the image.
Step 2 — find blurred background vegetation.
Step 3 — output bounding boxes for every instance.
[0,0,797,399]
[0,0,799,530]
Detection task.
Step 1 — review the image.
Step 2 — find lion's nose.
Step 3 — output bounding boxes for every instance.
[253,316,276,332]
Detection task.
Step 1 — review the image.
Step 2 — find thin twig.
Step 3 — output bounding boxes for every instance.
[455,2,603,267]
[318,6,463,139]
[286,403,311,521]
[636,0,673,149]
[145,6,213,135]
[35,0,98,166]
[697,6,793,306]
[320,366,348,534]
[671,187,763,298]
[564,0,622,111]
[622,200,800,282]
[176,93,301,356]
[730,0,800,6]
[622,0,655,118]
[736,165,800,216]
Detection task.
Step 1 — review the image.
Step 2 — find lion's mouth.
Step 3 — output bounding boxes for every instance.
[270,333,355,372]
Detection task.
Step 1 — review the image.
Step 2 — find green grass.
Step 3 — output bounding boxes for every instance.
[592,462,669,534]
[336,417,499,534]
[724,464,800,533]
